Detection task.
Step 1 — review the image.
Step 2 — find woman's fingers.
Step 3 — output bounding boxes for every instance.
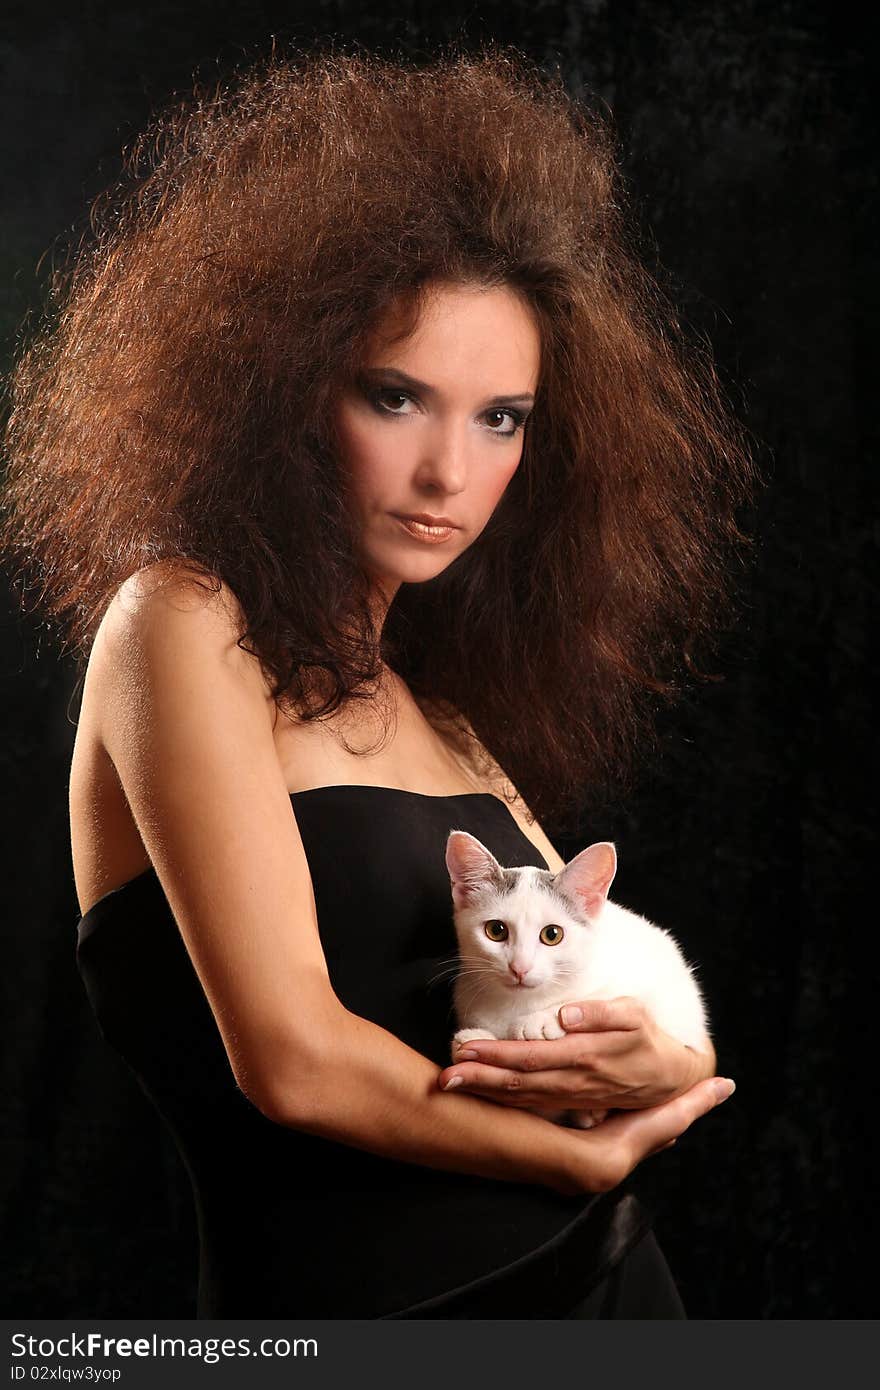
[446,1072,640,1110]
[442,1027,631,1087]
[443,1062,588,1102]
[607,1076,736,1165]
[447,1036,587,1076]
[563,1077,735,1194]
[557,996,645,1033]
[445,1001,645,1074]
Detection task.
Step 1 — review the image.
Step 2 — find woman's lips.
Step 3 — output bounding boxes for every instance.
[392,515,457,543]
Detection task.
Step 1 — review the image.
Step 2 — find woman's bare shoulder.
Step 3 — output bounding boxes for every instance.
[94,559,275,707]
[103,558,243,635]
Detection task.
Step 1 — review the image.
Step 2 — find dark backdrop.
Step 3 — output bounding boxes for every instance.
[1,1,874,1319]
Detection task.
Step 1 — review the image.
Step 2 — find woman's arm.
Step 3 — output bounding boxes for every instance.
[257,999,733,1196]
[94,566,729,1198]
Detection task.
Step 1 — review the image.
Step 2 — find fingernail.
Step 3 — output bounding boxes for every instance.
[443,1076,463,1090]
[560,1005,583,1026]
[455,1049,478,1059]
[713,1078,736,1102]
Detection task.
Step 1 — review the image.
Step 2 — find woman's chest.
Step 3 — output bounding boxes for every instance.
[271,679,561,869]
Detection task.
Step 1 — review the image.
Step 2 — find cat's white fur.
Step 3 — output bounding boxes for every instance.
[445,831,710,1129]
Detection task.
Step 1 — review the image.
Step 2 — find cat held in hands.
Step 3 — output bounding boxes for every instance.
[445,831,711,1130]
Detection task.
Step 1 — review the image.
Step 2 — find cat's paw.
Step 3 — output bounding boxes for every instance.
[513,1010,567,1041]
[451,1028,497,1060]
[569,1108,609,1130]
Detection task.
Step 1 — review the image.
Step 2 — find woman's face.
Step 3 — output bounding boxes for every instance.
[334,280,540,606]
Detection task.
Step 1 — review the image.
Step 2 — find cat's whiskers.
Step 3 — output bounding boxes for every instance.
[450,962,500,981]
[426,956,467,991]
[452,965,503,1011]
[549,963,581,978]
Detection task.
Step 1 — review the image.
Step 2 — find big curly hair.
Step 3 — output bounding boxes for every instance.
[0,42,757,833]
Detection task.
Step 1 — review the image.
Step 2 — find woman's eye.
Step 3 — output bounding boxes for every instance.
[539,924,564,946]
[484,920,508,942]
[373,389,413,414]
[484,408,526,438]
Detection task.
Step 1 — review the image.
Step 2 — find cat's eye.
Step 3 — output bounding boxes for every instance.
[539,924,564,946]
[484,920,508,942]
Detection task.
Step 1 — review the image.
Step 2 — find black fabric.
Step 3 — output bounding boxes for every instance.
[75,785,678,1319]
[561,1231,687,1319]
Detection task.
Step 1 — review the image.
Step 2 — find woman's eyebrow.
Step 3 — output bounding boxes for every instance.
[360,365,535,408]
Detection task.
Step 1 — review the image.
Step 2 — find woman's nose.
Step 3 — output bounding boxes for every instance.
[414,422,470,492]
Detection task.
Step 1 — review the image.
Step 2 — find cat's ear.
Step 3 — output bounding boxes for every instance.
[445,830,505,908]
[556,841,617,919]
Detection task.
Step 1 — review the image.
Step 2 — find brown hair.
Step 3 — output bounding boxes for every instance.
[0,42,758,833]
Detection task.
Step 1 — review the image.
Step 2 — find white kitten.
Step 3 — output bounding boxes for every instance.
[445,832,711,1129]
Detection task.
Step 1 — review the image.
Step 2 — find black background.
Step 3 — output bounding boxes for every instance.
[1,1,875,1318]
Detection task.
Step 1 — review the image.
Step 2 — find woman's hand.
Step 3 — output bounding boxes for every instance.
[438,997,717,1115]
[551,1075,735,1196]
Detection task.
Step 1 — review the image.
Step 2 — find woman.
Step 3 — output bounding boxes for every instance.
[0,45,754,1318]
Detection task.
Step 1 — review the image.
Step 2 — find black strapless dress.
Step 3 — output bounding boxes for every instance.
[75,786,685,1318]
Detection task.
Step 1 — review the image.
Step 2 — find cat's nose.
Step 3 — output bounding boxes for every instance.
[509,963,530,985]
